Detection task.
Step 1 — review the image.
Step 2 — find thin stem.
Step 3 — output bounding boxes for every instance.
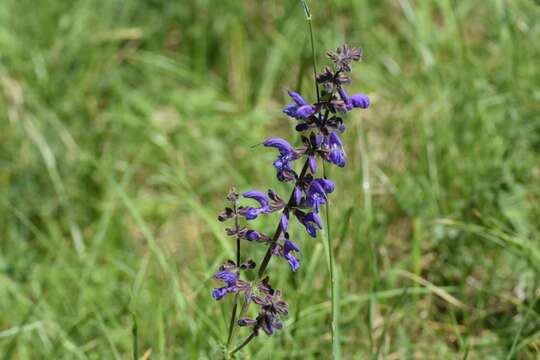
[302,0,320,103]
[323,161,341,359]
[226,199,242,349]
[230,333,256,355]
[225,297,239,349]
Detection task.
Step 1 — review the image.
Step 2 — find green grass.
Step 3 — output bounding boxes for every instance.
[1,0,540,358]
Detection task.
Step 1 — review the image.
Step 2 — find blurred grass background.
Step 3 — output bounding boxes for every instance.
[1,0,540,358]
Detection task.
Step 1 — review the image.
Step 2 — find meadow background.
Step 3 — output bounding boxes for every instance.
[1,0,539,358]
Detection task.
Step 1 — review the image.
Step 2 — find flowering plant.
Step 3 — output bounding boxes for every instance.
[214,44,369,355]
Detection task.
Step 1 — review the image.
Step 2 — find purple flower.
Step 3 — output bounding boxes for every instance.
[241,190,271,220]
[213,270,236,299]
[283,240,300,271]
[309,155,317,173]
[288,91,307,106]
[296,105,316,118]
[263,137,300,182]
[326,132,346,167]
[283,91,316,119]
[351,93,370,108]
[212,262,252,300]
[239,278,289,336]
[306,180,327,213]
[245,229,268,242]
[337,86,353,111]
[294,186,302,205]
[315,178,335,193]
[280,213,289,232]
[294,210,323,238]
[263,137,294,155]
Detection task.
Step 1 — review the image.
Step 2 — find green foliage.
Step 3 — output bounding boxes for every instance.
[1,0,539,358]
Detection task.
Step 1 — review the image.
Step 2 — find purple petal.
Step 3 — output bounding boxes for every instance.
[283,102,298,117]
[296,105,316,119]
[212,287,228,300]
[329,132,343,147]
[285,253,300,272]
[284,239,300,253]
[315,134,324,147]
[351,93,370,108]
[243,207,259,220]
[263,137,294,155]
[306,212,323,229]
[337,86,352,110]
[305,223,317,237]
[309,156,317,173]
[214,271,237,286]
[329,149,346,167]
[280,213,289,232]
[309,181,326,198]
[246,230,261,241]
[294,186,302,205]
[243,190,269,208]
[288,91,307,106]
[316,178,335,193]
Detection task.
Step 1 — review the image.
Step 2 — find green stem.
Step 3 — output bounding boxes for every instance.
[226,199,241,350]
[302,0,320,103]
[230,332,256,355]
[323,161,341,359]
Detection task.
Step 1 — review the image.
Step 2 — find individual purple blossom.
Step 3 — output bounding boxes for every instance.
[282,239,300,271]
[241,190,270,220]
[212,264,251,300]
[308,155,317,173]
[245,229,268,242]
[351,93,370,108]
[283,91,316,119]
[263,137,301,181]
[280,212,289,232]
[306,178,335,213]
[294,210,323,238]
[326,132,346,168]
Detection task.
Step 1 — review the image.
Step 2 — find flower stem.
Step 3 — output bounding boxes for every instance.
[230,332,256,355]
[301,0,320,103]
[323,161,341,359]
[226,198,242,349]
[257,158,311,278]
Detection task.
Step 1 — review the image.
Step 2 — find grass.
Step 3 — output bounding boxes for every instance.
[1,0,540,358]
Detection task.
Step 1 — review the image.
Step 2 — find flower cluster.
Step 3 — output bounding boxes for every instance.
[212,45,369,349]
[237,278,289,336]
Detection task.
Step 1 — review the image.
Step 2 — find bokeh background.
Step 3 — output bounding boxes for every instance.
[1,0,540,358]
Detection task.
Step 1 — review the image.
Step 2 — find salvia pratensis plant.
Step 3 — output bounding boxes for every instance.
[213,43,369,356]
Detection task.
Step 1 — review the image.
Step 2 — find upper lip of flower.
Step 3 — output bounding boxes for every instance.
[263,137,295,156]
[243,190,270,208]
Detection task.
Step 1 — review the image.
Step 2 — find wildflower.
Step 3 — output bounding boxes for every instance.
[326,132,346,167]
[283,91,316,119]
[263,137,302,181]
[351,93,370,108]
[238,278,289,336]
[274,239,300,271]
[294,210,323,238]
[306,178,334,213]
[240,190,270,220]
[244,229,270,243]
[212,262,251,300]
